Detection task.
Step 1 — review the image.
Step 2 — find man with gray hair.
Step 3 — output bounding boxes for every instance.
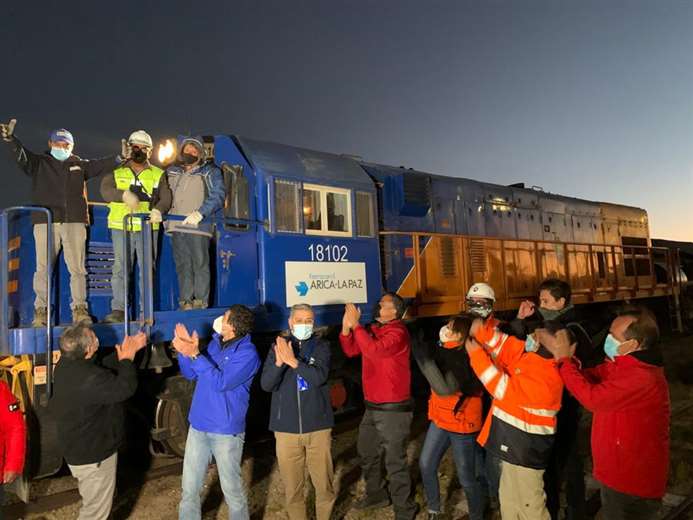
[260,303,336,520]
[50,325,147,520]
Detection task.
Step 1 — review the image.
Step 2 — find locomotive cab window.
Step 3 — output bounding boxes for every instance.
[274,179,301,233]
[302,184,352,236]
[356,191,376,237]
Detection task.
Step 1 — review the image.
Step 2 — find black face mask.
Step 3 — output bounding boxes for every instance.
[181,152,199,165]
[131,149,147,164]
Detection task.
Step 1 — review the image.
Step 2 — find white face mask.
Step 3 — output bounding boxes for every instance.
[439,325,451,344]
[213,315,224,335]
[292,324,313,341]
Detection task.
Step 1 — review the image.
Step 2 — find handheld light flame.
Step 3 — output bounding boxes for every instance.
[158,139,176,164]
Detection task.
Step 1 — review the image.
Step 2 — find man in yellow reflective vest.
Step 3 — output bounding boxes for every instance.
[100,130,171,323]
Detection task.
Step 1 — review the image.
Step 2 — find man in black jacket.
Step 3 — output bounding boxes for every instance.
[260,303,335,520]
[50,324,146,520]
[1,119,117,326]
[505,278,593,520]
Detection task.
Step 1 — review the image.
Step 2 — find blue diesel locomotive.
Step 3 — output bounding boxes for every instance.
[0,134,684,488]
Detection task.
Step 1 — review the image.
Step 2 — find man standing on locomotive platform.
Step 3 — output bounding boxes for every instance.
[260,303,336,520]
[50,324,148,520]
[0,379,26,516]
[101,130,172,323]
[173,305,260,520]
[339,293,418,520]
[1,118,120,327]
[166,137,225,311]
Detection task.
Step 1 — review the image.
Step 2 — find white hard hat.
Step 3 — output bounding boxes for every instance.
[128,130,153,149]
[466,282,496,301]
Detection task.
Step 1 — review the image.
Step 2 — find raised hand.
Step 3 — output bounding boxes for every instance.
[116,331,148,361]
[517,300,536,320]
[0,118,16,141]
[172,323,200,357]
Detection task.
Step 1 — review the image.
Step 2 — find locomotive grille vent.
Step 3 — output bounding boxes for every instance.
[86,242,114,294]
[469,239,487,274]
[402,173,431,207]
[439,237,457,278]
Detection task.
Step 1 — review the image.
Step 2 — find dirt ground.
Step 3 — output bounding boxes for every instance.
[10,334,693,520]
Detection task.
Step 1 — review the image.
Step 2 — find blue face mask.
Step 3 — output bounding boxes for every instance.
[604,333,621,359]
[50,147,71,161]
[292,324,313,341]
[525,334,538,352]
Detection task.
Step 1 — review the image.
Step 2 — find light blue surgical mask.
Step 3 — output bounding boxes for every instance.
[604,333,621,359]
[525,334,538,352]
[292,324,313,341]
[50,147,71,161]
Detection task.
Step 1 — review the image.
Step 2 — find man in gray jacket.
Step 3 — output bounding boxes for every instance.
[166,137,225,310]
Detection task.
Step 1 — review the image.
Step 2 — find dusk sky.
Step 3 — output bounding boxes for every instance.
[1,1,692,240]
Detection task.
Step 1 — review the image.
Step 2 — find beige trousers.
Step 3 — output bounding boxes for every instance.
[500,460,551,520]
[68,452,117,520]
[275,429,336,520]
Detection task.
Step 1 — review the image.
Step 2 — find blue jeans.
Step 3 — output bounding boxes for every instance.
[179,426,248,520]
[110,228,158,312]
[419,422,487,520]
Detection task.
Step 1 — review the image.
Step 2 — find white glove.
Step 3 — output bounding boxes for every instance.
[182,210,203,227]
[122,190,140,211]
[0,119,16,141]
[117,138,131,163]
[150,208,163,223]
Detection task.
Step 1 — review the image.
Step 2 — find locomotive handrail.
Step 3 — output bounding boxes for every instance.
[0,206,53,401]
[122,213,156,335]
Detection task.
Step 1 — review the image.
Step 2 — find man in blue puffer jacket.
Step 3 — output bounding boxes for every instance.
[260,303,335,520]
[173,304,260,520]
[166,136,225,310]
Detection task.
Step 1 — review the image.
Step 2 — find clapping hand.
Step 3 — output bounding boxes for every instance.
[344,303,361,328]
[172,323,200,358]
[0,118,16,141]
[116,331,148,361]
[275,336,298,369]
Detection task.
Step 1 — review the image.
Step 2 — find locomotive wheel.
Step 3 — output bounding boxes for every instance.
[153,396,190,458]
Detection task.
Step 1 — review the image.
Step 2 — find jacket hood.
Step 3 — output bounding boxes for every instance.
[179,136,205,161]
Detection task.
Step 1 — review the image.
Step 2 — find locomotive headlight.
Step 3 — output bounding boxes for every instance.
[158,139,176,165]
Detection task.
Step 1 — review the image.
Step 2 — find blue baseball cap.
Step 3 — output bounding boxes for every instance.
[49,129,74,146]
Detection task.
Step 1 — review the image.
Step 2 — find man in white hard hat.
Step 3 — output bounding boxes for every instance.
[464,282,503,506]
[100,130,171,323]
[1,118,118,326]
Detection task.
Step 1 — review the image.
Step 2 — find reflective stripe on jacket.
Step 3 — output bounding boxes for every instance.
[471,326,563,469]
[107,165,165,230]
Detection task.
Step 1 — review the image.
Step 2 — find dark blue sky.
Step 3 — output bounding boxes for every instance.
[2,1,691,240]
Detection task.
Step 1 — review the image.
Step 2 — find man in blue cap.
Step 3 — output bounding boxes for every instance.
[1,118,118,326]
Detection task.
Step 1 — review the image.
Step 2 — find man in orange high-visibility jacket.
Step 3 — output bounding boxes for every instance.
[467,320,565,520]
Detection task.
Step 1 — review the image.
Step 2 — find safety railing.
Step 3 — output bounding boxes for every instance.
[0,206,53,399]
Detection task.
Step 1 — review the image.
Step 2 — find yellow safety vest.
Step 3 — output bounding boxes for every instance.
[107,165,165,231]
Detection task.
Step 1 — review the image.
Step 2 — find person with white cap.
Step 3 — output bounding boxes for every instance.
[100,130,171,323]
[0,118,118,326]
[166,136,225,310]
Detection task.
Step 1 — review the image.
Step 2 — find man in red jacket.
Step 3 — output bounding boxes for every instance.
[538,308,670,520]
[0,380,26,513]
[339,293,417,520]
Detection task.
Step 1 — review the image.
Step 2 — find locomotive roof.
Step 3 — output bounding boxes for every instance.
[361,161,647,218]
[235,137,374,190]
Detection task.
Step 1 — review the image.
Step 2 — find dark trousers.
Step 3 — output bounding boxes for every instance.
[171,233,211,305]
[0,483,4,520]
[544,403,586,520]
[483,450,502,500]
[600,484,661,520]
[357,408,417,520]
